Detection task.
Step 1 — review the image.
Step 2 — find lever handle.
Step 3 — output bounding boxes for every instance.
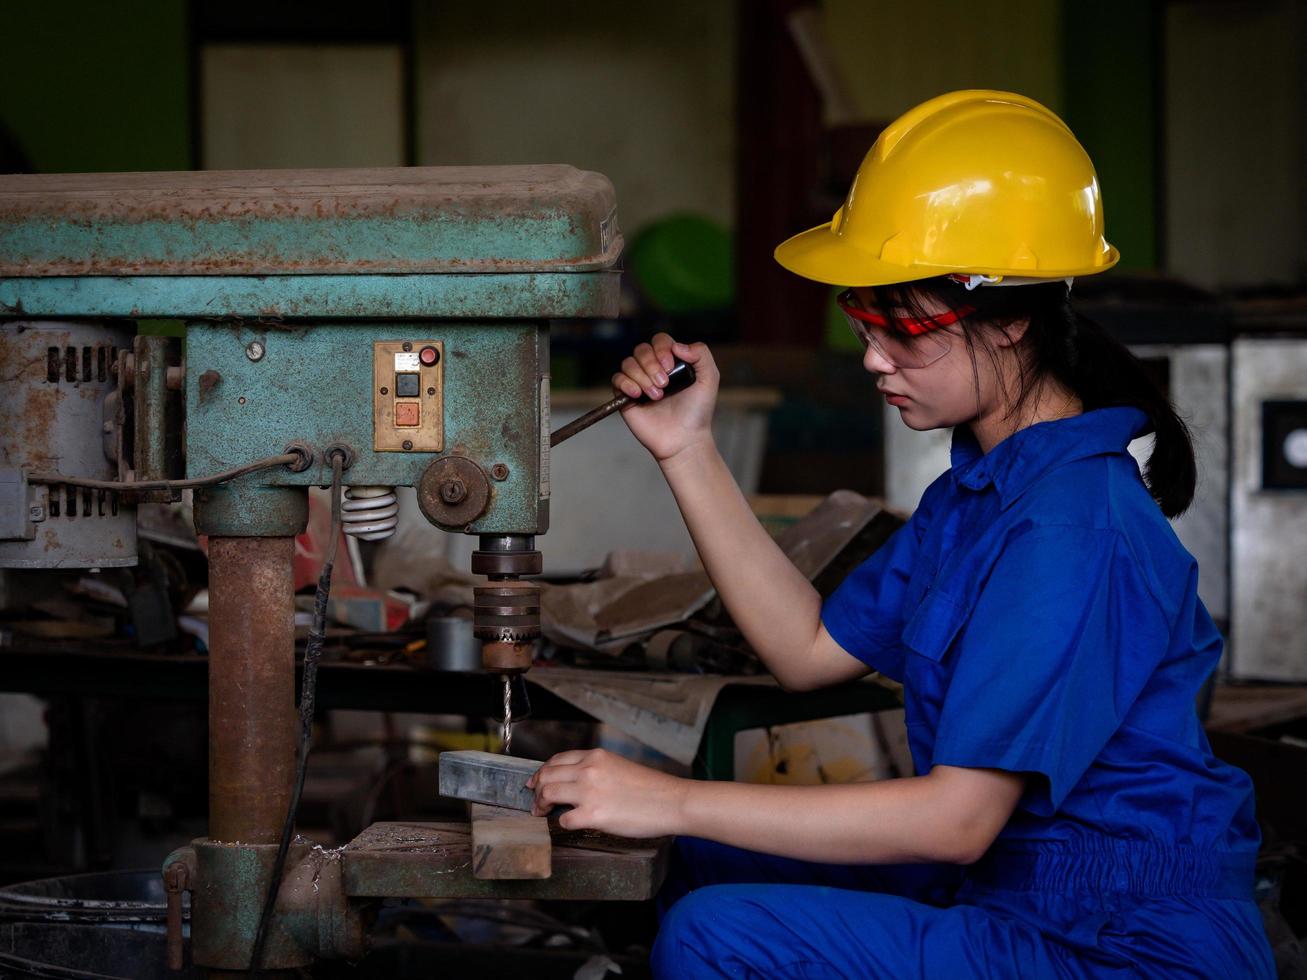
[550,357,697,448]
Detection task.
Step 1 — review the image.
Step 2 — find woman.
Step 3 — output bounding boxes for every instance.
[528,91,1274,977]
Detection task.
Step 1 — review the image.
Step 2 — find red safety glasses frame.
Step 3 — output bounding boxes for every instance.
[836,289,973,368]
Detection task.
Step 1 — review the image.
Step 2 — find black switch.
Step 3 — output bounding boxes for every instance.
[395,372,421,398]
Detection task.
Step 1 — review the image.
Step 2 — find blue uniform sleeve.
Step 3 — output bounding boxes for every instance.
[929,524,1169,815]
[820,483,940,682]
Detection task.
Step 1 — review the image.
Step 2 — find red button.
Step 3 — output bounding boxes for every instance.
[394,402,420,427]
[419,346,439,366]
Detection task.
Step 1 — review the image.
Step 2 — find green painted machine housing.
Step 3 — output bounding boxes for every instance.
[186,320,550,535]
[0,165,623,538]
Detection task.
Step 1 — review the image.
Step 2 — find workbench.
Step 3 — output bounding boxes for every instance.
[0,642,901,778]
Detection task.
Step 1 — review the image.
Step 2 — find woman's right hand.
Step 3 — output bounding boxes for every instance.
[612,334,719,463]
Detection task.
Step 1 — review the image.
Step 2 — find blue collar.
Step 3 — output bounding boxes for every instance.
[950,406,1150,507]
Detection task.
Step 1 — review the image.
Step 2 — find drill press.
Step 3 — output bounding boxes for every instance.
[0,164,641,973]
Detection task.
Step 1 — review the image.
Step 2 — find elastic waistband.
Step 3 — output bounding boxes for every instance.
[965,839,1256,900]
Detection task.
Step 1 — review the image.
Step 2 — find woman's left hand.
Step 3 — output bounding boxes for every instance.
[527,748,688,838]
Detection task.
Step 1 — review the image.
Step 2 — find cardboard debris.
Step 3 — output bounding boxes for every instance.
[540,491,903,658]
[528,668,777,765]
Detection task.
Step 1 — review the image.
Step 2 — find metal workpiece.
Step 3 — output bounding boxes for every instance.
[180,839,366,972]
[207,537,297,846]
[185,320,547,534]
[438,750,542,811]
[0,319,137,568]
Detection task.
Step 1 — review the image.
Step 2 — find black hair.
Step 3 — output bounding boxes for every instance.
[869,276,1196,517]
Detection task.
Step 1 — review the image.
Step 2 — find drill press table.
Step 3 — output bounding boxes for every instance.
[342,821,670,902]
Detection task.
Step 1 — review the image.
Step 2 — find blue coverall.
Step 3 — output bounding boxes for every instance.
[652,407,1275,978]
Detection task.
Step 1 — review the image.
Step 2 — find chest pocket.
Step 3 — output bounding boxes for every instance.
[901,587,968,663]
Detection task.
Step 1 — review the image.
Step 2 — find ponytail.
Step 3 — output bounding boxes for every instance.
[1057,308,1196,517]
[872,278,1198,517]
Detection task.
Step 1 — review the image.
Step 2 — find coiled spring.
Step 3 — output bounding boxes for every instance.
[340,485,399,541]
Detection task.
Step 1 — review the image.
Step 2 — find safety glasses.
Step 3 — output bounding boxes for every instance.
[836,289,972,368]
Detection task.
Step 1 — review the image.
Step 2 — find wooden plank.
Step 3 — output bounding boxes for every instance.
[470,803,551,880]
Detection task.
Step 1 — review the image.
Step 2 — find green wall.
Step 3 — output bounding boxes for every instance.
[0,1,190,173]
[413,0,735,235]
[825,0,1157,272]
[1061,0,1158,270]
[826,0,1063,118]
[0,1,1159,273]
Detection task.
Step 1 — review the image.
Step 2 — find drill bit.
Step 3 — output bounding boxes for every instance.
[501,673,513,754]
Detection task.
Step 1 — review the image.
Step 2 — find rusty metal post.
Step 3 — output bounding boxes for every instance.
[207,536,296,844]
[132,334,184,497]
[163,861,188,970]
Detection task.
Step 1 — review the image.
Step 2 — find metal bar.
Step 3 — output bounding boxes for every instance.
[549,358,694,448]
[207,537,297,844]
[549,393,631,448]
[132,335,173,484]
[439,750,542,811]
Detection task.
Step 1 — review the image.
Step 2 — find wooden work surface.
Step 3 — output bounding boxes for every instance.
[340,820,670,901]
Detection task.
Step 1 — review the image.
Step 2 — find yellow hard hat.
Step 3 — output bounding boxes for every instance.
[774,90,1119,287]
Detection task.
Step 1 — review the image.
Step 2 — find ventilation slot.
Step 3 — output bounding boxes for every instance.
[46,347,60,383]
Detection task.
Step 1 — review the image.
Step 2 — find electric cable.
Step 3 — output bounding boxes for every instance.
[248,448,345,975]
[25,451,303,492]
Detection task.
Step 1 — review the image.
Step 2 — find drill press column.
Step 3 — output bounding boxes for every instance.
[207,536,298,843]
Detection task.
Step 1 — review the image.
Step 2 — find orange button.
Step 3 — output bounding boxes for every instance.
[394,402,420,427]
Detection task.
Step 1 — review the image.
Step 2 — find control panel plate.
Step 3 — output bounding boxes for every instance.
[373,340,444,452]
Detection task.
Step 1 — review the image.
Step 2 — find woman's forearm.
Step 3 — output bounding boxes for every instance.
[658,439,828,688]
[674,768,1023,866]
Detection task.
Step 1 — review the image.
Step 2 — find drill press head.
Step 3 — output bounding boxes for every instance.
[471,535,541,674]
